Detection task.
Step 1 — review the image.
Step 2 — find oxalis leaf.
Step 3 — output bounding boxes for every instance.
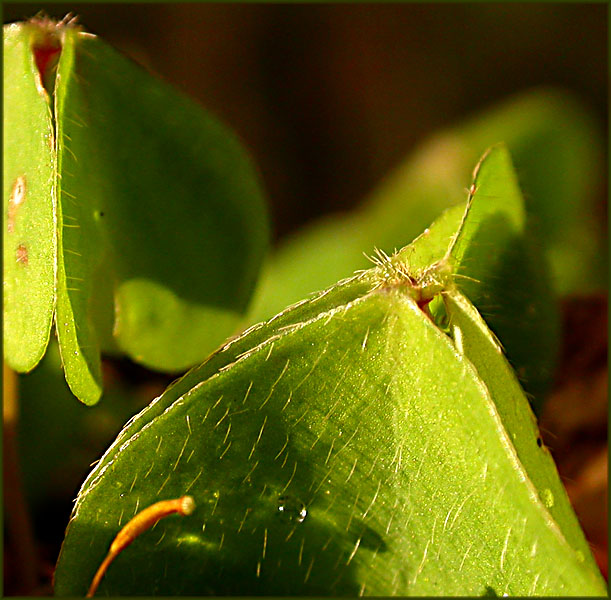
[3,17,268,404]
[378,144,559,413]
[3,21,56,374]
[54,148,605,595]
[249,89,605,410]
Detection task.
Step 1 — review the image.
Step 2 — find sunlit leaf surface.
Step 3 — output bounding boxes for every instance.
[249,91,604,408]
[3,23,56,372]
[54,148,605,596]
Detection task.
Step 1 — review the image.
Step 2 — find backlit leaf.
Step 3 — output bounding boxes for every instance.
[4,18,269,403]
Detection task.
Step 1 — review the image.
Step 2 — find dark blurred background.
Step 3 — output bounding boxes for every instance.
[4,3,607,241]
[3,3,608,595]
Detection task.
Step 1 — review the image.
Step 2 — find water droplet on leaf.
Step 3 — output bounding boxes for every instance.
[277,495,307,523]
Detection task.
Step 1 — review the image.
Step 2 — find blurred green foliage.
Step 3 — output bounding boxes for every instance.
[250,89,605,325]
[17,339,157,515]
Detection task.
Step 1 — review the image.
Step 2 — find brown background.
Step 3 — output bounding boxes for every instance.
[4,3,607,241]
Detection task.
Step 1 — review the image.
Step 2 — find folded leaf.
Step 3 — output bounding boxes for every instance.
[369,145,559,411]
[55,150,604,594]
[443,290,596,573]
[4,18,269,403]
[53,281,605,596]
[249,91,604,409]
[250,89,604,327]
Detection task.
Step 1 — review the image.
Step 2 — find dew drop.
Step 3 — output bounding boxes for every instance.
[542,488,554,508]
[277,495,307,523]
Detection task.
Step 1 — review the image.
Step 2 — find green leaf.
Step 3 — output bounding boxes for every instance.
[75,271,376,502]
[249,87,604,334]
[455,91,606,295]
[3,23,56,372]
[449,145,560,409]
[55,251,604,596]
[442,289,597,572]
[377,145,559,411]
[4,19,269,403]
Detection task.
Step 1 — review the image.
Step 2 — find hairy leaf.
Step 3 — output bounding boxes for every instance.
[249,90,604,407]
[4,18,269,403]
[3,23,56,372]
[55,148,604,595]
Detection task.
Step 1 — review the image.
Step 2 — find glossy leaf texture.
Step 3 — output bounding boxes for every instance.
[441,290,595,570]
[3,19,269,403]
[54,150,605,596]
